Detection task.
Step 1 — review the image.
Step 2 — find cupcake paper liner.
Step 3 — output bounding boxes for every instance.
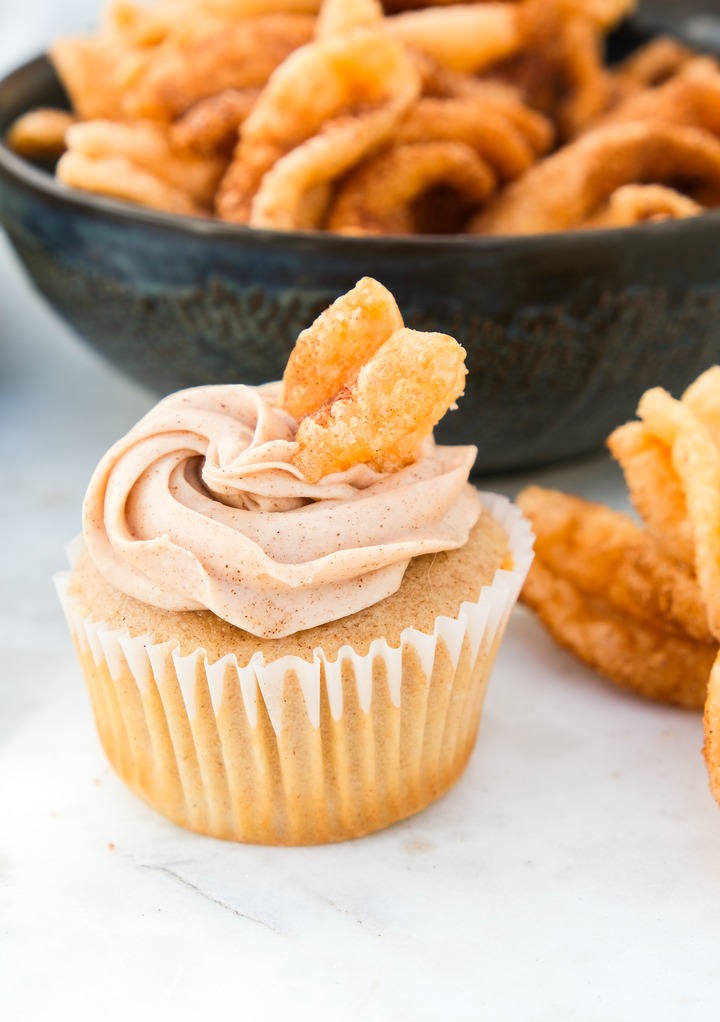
[56,492,534,844]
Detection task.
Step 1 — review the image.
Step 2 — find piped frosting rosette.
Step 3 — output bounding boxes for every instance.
[81,381,484,638]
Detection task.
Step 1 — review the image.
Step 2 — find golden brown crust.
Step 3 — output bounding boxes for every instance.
[126,15,316,122]
[169,88,261,156]
[469,121,720,235]
[396,96,546,183]
[4,108,74,160]
[281,276,403,419]
[519,485,713,641]
[583,183,702,228]
[214,26,419,227]
[328,139,497,235]
[56,119,226,215]
[624,35,698,81]
[594,62,720,137]
[636,382,720,643]
[607,420,695,567]
[293,326,467,480]
[517,485,716,709]
[521,556,714,710]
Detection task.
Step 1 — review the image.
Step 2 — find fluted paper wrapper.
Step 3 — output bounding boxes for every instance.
[56,493,534,844]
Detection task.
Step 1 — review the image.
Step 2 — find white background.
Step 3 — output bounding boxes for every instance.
[1,4,720,1021]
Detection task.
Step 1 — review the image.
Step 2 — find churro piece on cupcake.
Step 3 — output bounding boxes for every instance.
[282,279,467,480]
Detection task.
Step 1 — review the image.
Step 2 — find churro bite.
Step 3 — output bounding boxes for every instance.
[518,485,716,711]
[57,278,533,844]
[283,278,468,480]
[517,366,720,807]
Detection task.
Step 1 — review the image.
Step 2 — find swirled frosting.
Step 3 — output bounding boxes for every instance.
[82,383,482,638]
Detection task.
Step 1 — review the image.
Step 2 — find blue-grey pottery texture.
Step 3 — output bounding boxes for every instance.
[3,55,720,474]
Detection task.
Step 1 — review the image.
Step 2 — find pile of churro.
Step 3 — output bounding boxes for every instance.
[8,0,720,235]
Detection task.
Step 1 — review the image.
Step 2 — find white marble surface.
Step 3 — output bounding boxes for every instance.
[2,5,720,1021]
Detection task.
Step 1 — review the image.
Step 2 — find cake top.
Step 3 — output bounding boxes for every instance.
[80,277,482,637]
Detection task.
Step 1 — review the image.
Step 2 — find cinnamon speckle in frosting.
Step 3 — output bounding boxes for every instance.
[81,381,482,638]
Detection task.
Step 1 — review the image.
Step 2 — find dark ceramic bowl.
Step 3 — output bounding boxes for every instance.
[3,47,720,475]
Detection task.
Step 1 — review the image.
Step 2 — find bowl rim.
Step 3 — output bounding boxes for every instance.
[3,51,720,252]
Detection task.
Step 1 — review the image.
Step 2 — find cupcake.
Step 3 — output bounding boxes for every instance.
[57,278,533,844]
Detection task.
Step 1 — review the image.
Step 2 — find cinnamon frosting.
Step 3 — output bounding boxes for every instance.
[81,382,482,638]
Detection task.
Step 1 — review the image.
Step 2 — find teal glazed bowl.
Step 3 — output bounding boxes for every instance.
[3,53,720,474]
